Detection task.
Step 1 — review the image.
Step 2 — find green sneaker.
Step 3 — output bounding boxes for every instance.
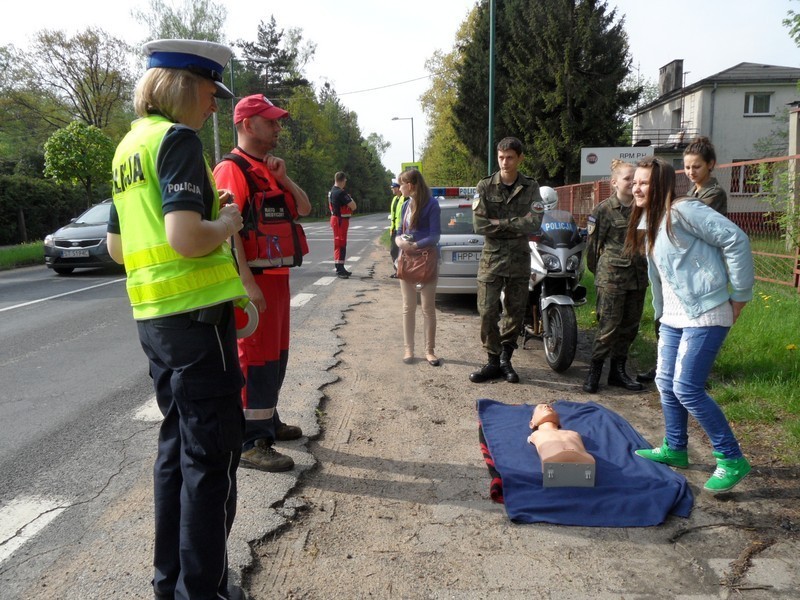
[703,452,751,493]
[634,438,689,468]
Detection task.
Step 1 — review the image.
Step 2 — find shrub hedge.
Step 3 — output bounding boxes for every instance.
[0,175,91,244]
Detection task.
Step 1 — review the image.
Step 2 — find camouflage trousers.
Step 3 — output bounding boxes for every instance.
[590,286,647,362]
[477,275,529,355]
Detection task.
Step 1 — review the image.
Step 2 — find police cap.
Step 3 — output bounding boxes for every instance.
[143,39,234,99]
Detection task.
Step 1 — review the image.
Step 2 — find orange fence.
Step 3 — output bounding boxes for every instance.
[553,155,800,291]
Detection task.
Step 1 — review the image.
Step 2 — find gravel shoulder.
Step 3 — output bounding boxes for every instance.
[246,241,800,599]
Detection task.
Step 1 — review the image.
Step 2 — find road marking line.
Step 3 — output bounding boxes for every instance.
[0,495,68,565]
[0,278,127,313]
[348,257,361,262]
[132,396,162,422]
[291,293,315,307]
[314,277,337,286]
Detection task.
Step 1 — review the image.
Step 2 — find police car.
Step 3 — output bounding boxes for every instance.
[434,187,483,294]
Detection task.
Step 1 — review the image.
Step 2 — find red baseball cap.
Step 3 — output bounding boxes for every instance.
[234,94,289,123]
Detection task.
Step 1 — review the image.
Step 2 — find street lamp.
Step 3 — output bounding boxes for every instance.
[392,116,415,163]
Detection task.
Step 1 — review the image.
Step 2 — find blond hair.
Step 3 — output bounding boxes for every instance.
[133,68,204,124]
[611,158,633,175]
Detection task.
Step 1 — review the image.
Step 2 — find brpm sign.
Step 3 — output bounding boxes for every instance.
[580,147,654,181]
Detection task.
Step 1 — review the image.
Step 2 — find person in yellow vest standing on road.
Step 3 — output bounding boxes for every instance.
[389,181,404,277]
[106,39,247,600]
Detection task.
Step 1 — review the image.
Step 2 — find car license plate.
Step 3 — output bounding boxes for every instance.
[62,248,89,258]
[452,251,480,262]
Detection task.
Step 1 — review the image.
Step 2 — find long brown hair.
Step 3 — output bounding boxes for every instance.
[398,168,431,231]
[623,156,677,256]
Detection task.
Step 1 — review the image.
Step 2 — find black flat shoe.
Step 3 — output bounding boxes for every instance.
[426,356,441,367]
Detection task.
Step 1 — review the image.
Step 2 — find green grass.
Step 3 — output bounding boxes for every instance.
[0,241,44,270]
[579,270,800,464]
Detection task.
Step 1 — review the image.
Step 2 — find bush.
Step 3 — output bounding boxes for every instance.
[0,175,87,244]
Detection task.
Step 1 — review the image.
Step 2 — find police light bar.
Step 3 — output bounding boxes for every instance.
[431,187,477,198]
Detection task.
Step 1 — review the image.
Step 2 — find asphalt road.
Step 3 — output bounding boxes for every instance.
[0,213,388,598]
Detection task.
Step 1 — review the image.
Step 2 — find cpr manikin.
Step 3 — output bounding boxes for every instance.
[528,403,595,487]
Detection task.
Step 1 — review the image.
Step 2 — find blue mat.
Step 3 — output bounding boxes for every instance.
[477,399,694,527]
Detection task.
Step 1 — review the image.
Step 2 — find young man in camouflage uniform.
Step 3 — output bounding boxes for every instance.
[583,160,649,393]
[470,137,544,384]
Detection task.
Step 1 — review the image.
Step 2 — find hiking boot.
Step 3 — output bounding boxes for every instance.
[582,359,604,393]
[275,423,303,441]
[499,345,519,383]
[608,358,644,391]
[634,438,689,468]
[703,452,751,493]
[240,445,294,472]
[470,353,503,383]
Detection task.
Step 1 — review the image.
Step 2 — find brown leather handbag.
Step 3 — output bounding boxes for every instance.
[397,247,438,284]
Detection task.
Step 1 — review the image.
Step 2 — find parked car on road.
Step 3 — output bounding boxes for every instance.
[44,199,119,275]
[434,189,484,294]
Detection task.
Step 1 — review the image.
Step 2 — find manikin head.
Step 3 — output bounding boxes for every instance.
[529,403,561,431]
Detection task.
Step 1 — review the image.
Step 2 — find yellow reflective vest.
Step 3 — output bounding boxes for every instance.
[112,115,246,320]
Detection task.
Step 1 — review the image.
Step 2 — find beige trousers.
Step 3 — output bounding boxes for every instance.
[399,278,437,356]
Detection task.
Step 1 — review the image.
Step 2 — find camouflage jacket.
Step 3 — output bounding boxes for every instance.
[473,171,543,278]
[585,193,648,291]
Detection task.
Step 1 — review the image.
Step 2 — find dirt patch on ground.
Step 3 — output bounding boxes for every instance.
[246,244,800,599]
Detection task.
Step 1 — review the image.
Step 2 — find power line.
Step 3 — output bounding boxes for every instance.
[338,70,452,96]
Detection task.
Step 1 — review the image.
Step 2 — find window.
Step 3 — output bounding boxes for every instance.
[743,93,773,116]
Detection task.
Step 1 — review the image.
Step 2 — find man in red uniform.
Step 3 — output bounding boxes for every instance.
[329,171,357,278]
[213,94,311,471]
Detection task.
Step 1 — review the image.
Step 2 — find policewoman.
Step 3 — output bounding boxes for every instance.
[107,39,247,600]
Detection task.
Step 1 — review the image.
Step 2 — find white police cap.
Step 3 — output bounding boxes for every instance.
[142,39,234,99]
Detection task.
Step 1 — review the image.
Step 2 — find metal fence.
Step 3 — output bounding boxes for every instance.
[553,155,800,291]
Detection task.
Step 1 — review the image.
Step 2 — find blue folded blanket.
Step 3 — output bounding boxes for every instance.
[477,399,694,527]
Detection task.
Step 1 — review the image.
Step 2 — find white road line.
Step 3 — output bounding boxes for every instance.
[314,277,337,286]
[348,256,361,262]
[0,495,68,565]
[291,293,315,307]
[349,225,364,229]
[0,278,126,313]
[132,396,162,422]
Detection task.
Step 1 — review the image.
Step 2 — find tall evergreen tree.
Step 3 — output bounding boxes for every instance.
[453,0,638,184]
[235,17,312,102]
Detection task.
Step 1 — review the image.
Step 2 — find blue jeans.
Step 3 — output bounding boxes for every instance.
[655,324,743,459]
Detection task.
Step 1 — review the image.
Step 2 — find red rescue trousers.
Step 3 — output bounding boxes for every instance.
[330,215,350,265]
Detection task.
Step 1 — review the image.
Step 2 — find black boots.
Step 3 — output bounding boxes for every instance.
[582,359,604,393]
[499,345,520,383]
[636,367,656,384]
[608,358,644,391]
[470,353,503,383]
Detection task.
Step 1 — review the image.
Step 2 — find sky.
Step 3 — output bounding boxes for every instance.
[3,0,799,177]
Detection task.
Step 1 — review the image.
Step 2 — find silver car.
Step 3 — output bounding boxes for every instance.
[435,196,484,294]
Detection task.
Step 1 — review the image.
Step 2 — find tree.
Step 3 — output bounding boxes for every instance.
[131,0,227,42]
[420,7,485,186]
[784,0,800,48]
[452,0,638,184]
[15,28,133,130]
[234,17,313,102]
[44,121,115,206]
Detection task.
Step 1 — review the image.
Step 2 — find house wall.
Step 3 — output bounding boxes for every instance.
[633,82,799,165]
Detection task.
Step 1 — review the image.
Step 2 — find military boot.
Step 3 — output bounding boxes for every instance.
[499,345,520,384]
[636,367,657,384]
[470,353,503,383]
[608,358,644,391]
[582,359,604,393]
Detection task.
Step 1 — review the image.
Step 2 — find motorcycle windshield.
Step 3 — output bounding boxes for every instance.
[539,209,580,248]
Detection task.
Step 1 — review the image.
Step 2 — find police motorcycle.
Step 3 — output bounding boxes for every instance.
[523,186,587,372]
